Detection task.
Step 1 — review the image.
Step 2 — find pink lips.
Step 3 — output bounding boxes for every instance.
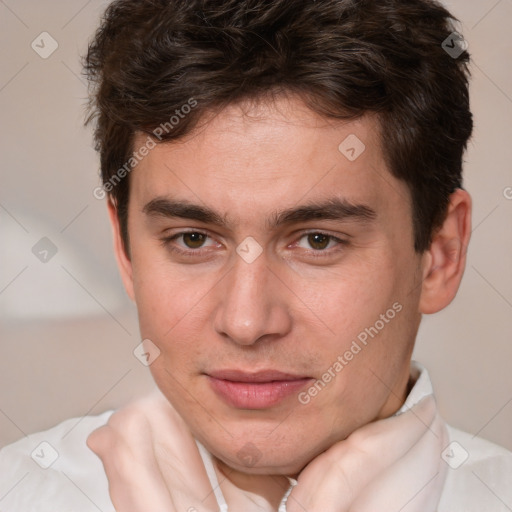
[207,369,313,409]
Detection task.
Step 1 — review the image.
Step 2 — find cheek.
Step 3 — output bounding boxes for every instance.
[294,255,415,401]
[129,247,214,358]
[289,251,397,335]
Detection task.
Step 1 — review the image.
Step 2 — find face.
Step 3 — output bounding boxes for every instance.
[115,95,427,476]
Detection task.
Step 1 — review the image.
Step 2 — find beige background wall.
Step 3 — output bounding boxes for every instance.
[1,0,511,451]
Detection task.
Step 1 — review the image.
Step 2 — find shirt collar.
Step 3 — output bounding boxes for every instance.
[396,360,434,415]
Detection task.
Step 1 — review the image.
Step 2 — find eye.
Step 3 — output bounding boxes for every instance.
[296,232,344,251]
[161,231,220,253]
[180,232,209,249]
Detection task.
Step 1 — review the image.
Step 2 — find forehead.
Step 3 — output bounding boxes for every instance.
[129,96,410,226]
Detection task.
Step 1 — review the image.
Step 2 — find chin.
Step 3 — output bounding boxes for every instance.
[196,429,322,476]
[218,451,310,477]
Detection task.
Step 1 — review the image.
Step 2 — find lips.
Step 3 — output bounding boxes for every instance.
[206,369,313,409]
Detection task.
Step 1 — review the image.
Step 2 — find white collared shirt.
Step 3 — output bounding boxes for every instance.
[1,363,511,511]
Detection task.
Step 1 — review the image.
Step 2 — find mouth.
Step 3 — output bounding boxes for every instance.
[206,369,314,409]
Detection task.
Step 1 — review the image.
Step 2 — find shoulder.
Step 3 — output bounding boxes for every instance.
[438,425,512,512]
[0,411,115,512]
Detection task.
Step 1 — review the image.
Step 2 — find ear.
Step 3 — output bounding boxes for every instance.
[419,188,472,314]
[107,199,135,301]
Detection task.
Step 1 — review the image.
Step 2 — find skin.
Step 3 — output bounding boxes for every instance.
[106,94,471,508]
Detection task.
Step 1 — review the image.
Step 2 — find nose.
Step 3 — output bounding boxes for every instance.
[213,252,292,347]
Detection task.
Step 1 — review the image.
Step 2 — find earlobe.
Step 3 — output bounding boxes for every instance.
[107,199,135,301]
[419,189,472,314]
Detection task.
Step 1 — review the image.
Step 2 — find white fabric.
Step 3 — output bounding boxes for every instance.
[1,363,511,511]
[195,439,229,512]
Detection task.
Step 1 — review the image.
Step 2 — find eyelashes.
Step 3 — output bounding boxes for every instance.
[160,230,349,259]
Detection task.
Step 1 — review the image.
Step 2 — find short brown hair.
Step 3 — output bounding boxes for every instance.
[84,0,472,254]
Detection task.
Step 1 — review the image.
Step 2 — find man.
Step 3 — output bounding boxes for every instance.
[1,0,511,510]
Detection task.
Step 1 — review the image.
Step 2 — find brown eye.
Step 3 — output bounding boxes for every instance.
[182,232,207,248]
[307,233,331,250]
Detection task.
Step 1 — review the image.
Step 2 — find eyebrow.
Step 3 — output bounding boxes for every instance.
[142,197,377,229]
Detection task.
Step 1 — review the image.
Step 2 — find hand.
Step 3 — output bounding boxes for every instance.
[284,396,446,512]
[87,389,220,512]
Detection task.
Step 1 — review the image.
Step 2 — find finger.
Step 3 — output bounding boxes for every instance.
[88,418,177,512]
[128,390,220,511]
[342,395,437,469]
[351,415,449,511]
[286,396,438,512]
